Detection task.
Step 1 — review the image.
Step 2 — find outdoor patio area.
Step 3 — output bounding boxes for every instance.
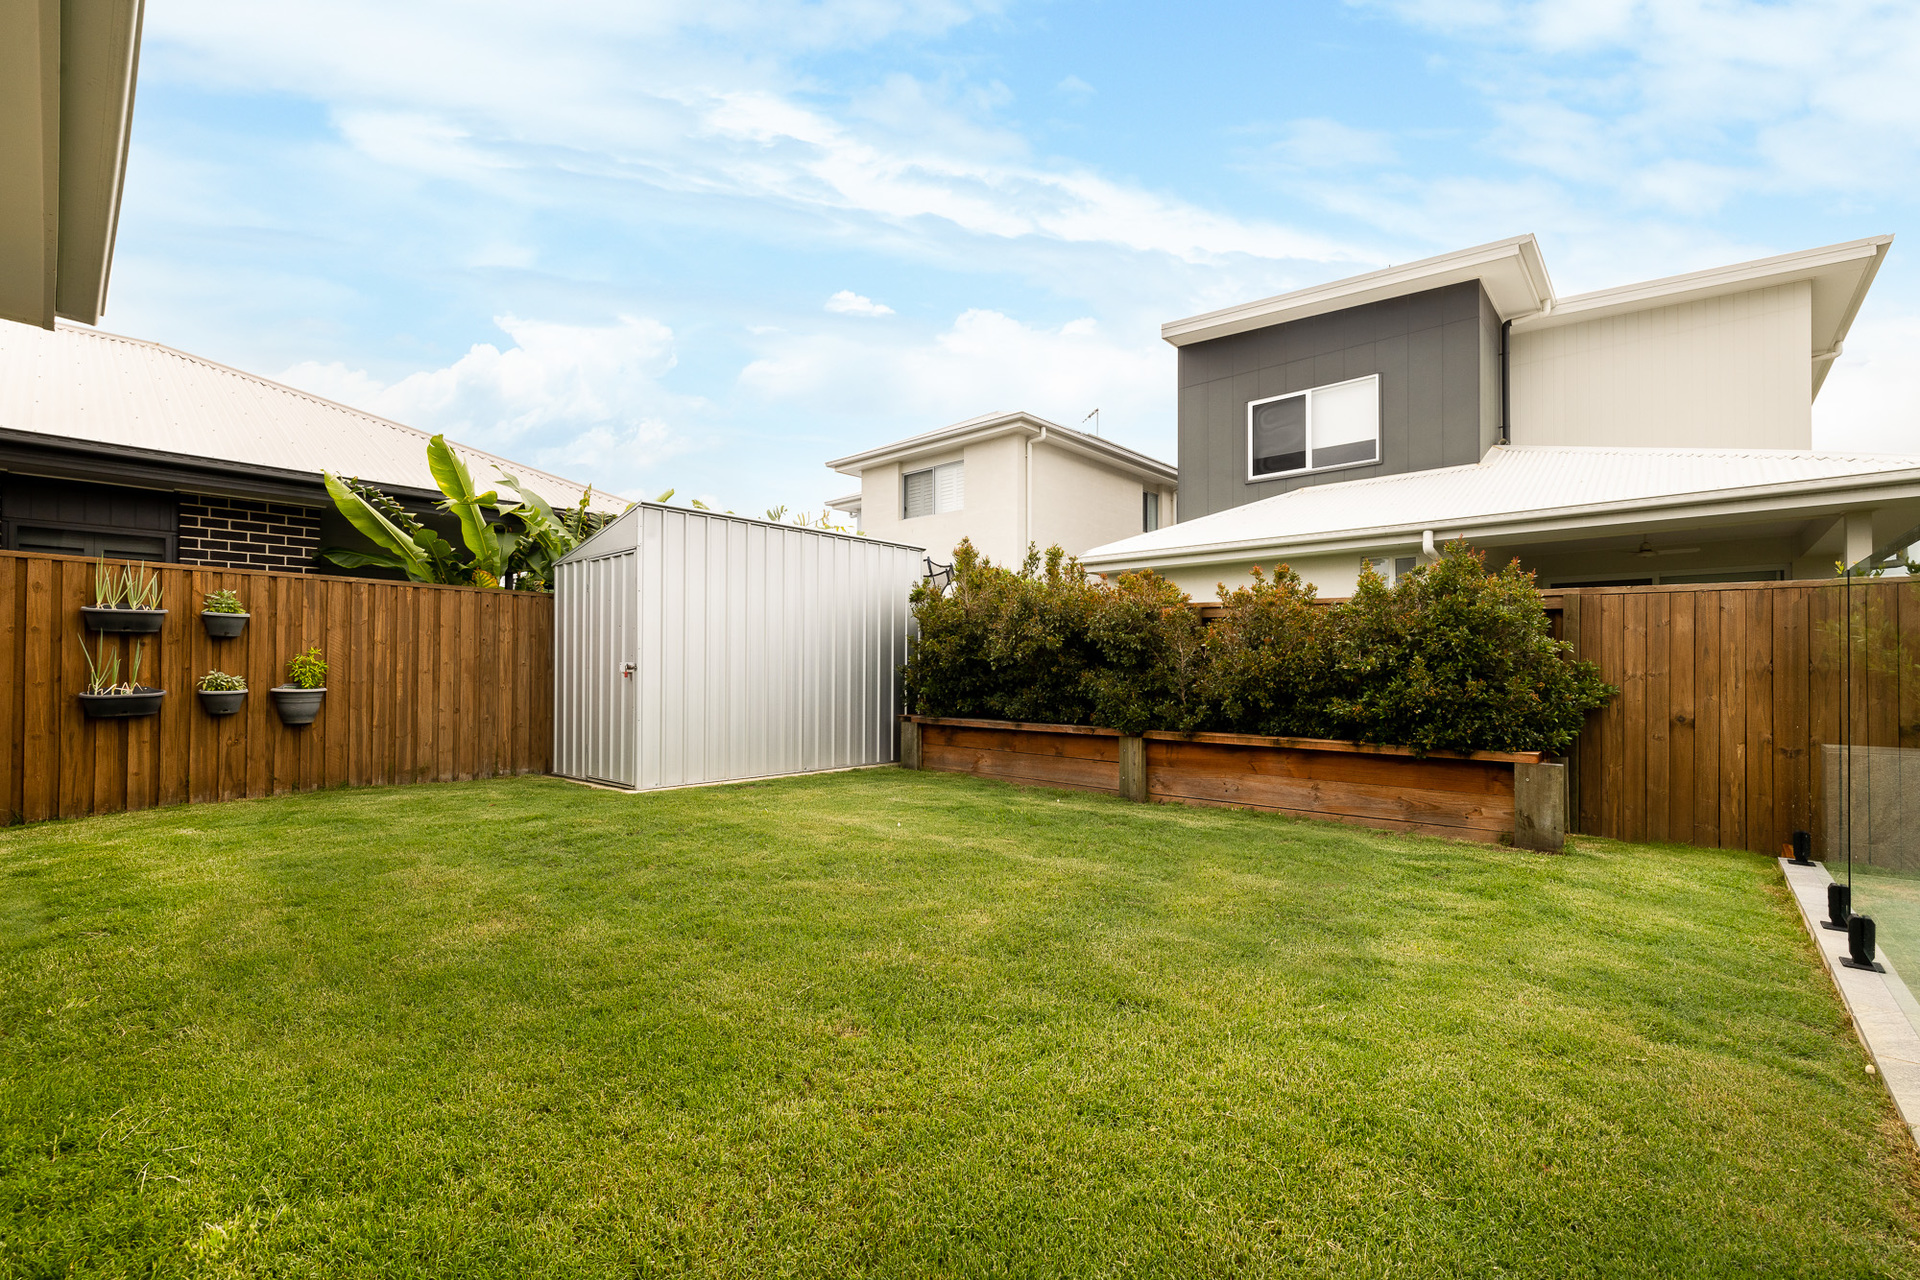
[4,769,1917,1276]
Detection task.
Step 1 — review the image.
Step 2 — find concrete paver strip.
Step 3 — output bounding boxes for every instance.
[1780,857,1920,1147]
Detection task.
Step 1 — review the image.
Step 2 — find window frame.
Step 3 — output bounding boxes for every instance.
[1142,490,1160,533]
[901,459,964,520]
[1245,374,1381,484]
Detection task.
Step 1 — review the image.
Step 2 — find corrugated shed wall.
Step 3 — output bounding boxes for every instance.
[553,504,921,790]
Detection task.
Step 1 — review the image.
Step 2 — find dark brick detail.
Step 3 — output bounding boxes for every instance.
[178,494,322,573]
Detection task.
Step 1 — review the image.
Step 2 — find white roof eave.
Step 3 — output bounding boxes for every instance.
[1081,459,1920,572]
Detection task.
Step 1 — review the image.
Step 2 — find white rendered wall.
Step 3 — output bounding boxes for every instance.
[1029,442,1175,562]
[856,434,1023,567]
[853,433,1171,570]
[1149,551,1363,603]
[1510,281,1812,450]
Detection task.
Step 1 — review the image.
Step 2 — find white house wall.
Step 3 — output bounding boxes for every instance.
[553,504,923,791]
[1030,441,1175,562]
[859,434,1025,567]
[1510,281,1812,451]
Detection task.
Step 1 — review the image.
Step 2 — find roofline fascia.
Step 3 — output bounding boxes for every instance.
[828,414,1175,482]
[1159,235,1552,348]
[1080,465,1920,572]
[0,426,403,505]
[1515,235,1893,333]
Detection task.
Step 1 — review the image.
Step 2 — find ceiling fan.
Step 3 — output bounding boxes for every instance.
[1636,537,1701,558]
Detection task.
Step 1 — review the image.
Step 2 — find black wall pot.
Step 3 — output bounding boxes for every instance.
[270,686,326,727]
[78,688,166,719]
[198,689,248,717]
[201,611,249,639]
[82,606,168,634]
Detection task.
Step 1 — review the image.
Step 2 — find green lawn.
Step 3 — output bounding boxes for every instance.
[3,771,1917,1277]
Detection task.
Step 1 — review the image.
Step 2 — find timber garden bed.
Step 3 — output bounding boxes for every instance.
[903,715,1566,848]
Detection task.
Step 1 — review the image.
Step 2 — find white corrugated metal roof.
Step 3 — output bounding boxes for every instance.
[0,321,624,509]
[1083,445,1920,567]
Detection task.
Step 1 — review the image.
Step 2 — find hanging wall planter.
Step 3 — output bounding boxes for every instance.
[84,558,167,633]
[82,605,168,634]
[269,686,325,726]
[201,611,249,639]
[78,688,166,719]
[197,671,248,716]
[200,589,249,639]
[199,689,248,716]
[269,646,329,727]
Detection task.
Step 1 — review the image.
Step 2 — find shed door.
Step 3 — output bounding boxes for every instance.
[580,550,638,788]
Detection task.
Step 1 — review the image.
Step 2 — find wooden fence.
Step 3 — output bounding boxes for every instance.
[1548,578,1916,858]
[0,551,553,825]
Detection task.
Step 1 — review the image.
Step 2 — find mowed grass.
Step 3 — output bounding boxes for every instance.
[3,771,1918,1278]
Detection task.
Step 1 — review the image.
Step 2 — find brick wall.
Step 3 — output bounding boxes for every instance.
[177,494,322,573]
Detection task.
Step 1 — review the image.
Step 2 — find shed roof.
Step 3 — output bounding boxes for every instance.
[0,321,622,509]
[1080,445,1920,571]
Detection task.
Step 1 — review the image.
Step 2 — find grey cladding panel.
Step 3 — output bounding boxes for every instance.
[1174,281,1496,521]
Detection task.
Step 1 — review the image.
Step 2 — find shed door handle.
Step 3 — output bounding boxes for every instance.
[621,663,636,677]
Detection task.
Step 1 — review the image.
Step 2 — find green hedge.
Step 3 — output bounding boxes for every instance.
[905,539,1614,755]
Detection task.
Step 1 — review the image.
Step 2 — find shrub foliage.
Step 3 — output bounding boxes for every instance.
[905,539,1614,754]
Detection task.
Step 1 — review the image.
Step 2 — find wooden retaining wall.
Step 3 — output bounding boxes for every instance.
[907,716,1547,845]
[0,551,553,825]
[1547,578,1914,858]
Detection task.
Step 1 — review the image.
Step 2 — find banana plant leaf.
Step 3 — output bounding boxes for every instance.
[320,547,413,571]
[426,435,506,581]
[323,472,434,581]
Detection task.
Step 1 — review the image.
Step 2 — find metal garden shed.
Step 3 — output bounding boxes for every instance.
[552,503,923,790]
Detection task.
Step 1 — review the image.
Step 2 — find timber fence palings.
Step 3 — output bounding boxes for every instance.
[0,550,553,826]
[1546,577,1916,859]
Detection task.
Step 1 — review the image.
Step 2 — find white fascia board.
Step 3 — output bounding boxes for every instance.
[824,492,862,511]
[1038,430,1179,484]
[825,412,1054,476]
[826,411,1175,483]
[1513,235,1892,337]
[1159,235,1554,348]
[1082,466,1920,573]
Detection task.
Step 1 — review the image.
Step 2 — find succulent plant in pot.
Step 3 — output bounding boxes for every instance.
[269,646,328,726]
[200,588,249,639]
[76,635,165,719]
[197,669,248,716]
[81,557,168,634]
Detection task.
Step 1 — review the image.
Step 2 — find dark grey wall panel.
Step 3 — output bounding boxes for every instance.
[1175,281,1498,522]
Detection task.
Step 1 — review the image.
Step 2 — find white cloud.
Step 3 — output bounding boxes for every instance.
[143,4,1366,270]
[1055,74,1095,97]
[739,307,1174,457]
[1262,118,1398,170]
[825,290,894,316]
[278,314,701,497]
[1813,310,1920,454]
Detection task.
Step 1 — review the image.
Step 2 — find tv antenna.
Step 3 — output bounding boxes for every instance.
[1082,408,1101,436]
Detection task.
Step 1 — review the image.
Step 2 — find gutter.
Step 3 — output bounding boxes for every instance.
[1081,465,1920,573]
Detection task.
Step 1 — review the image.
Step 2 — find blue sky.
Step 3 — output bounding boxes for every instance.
[102,0,1920,513]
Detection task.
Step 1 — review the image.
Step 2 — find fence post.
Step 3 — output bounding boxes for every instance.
[1514,760,1567,852]
[900,718,922,770]
[1118,735,1147,802]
